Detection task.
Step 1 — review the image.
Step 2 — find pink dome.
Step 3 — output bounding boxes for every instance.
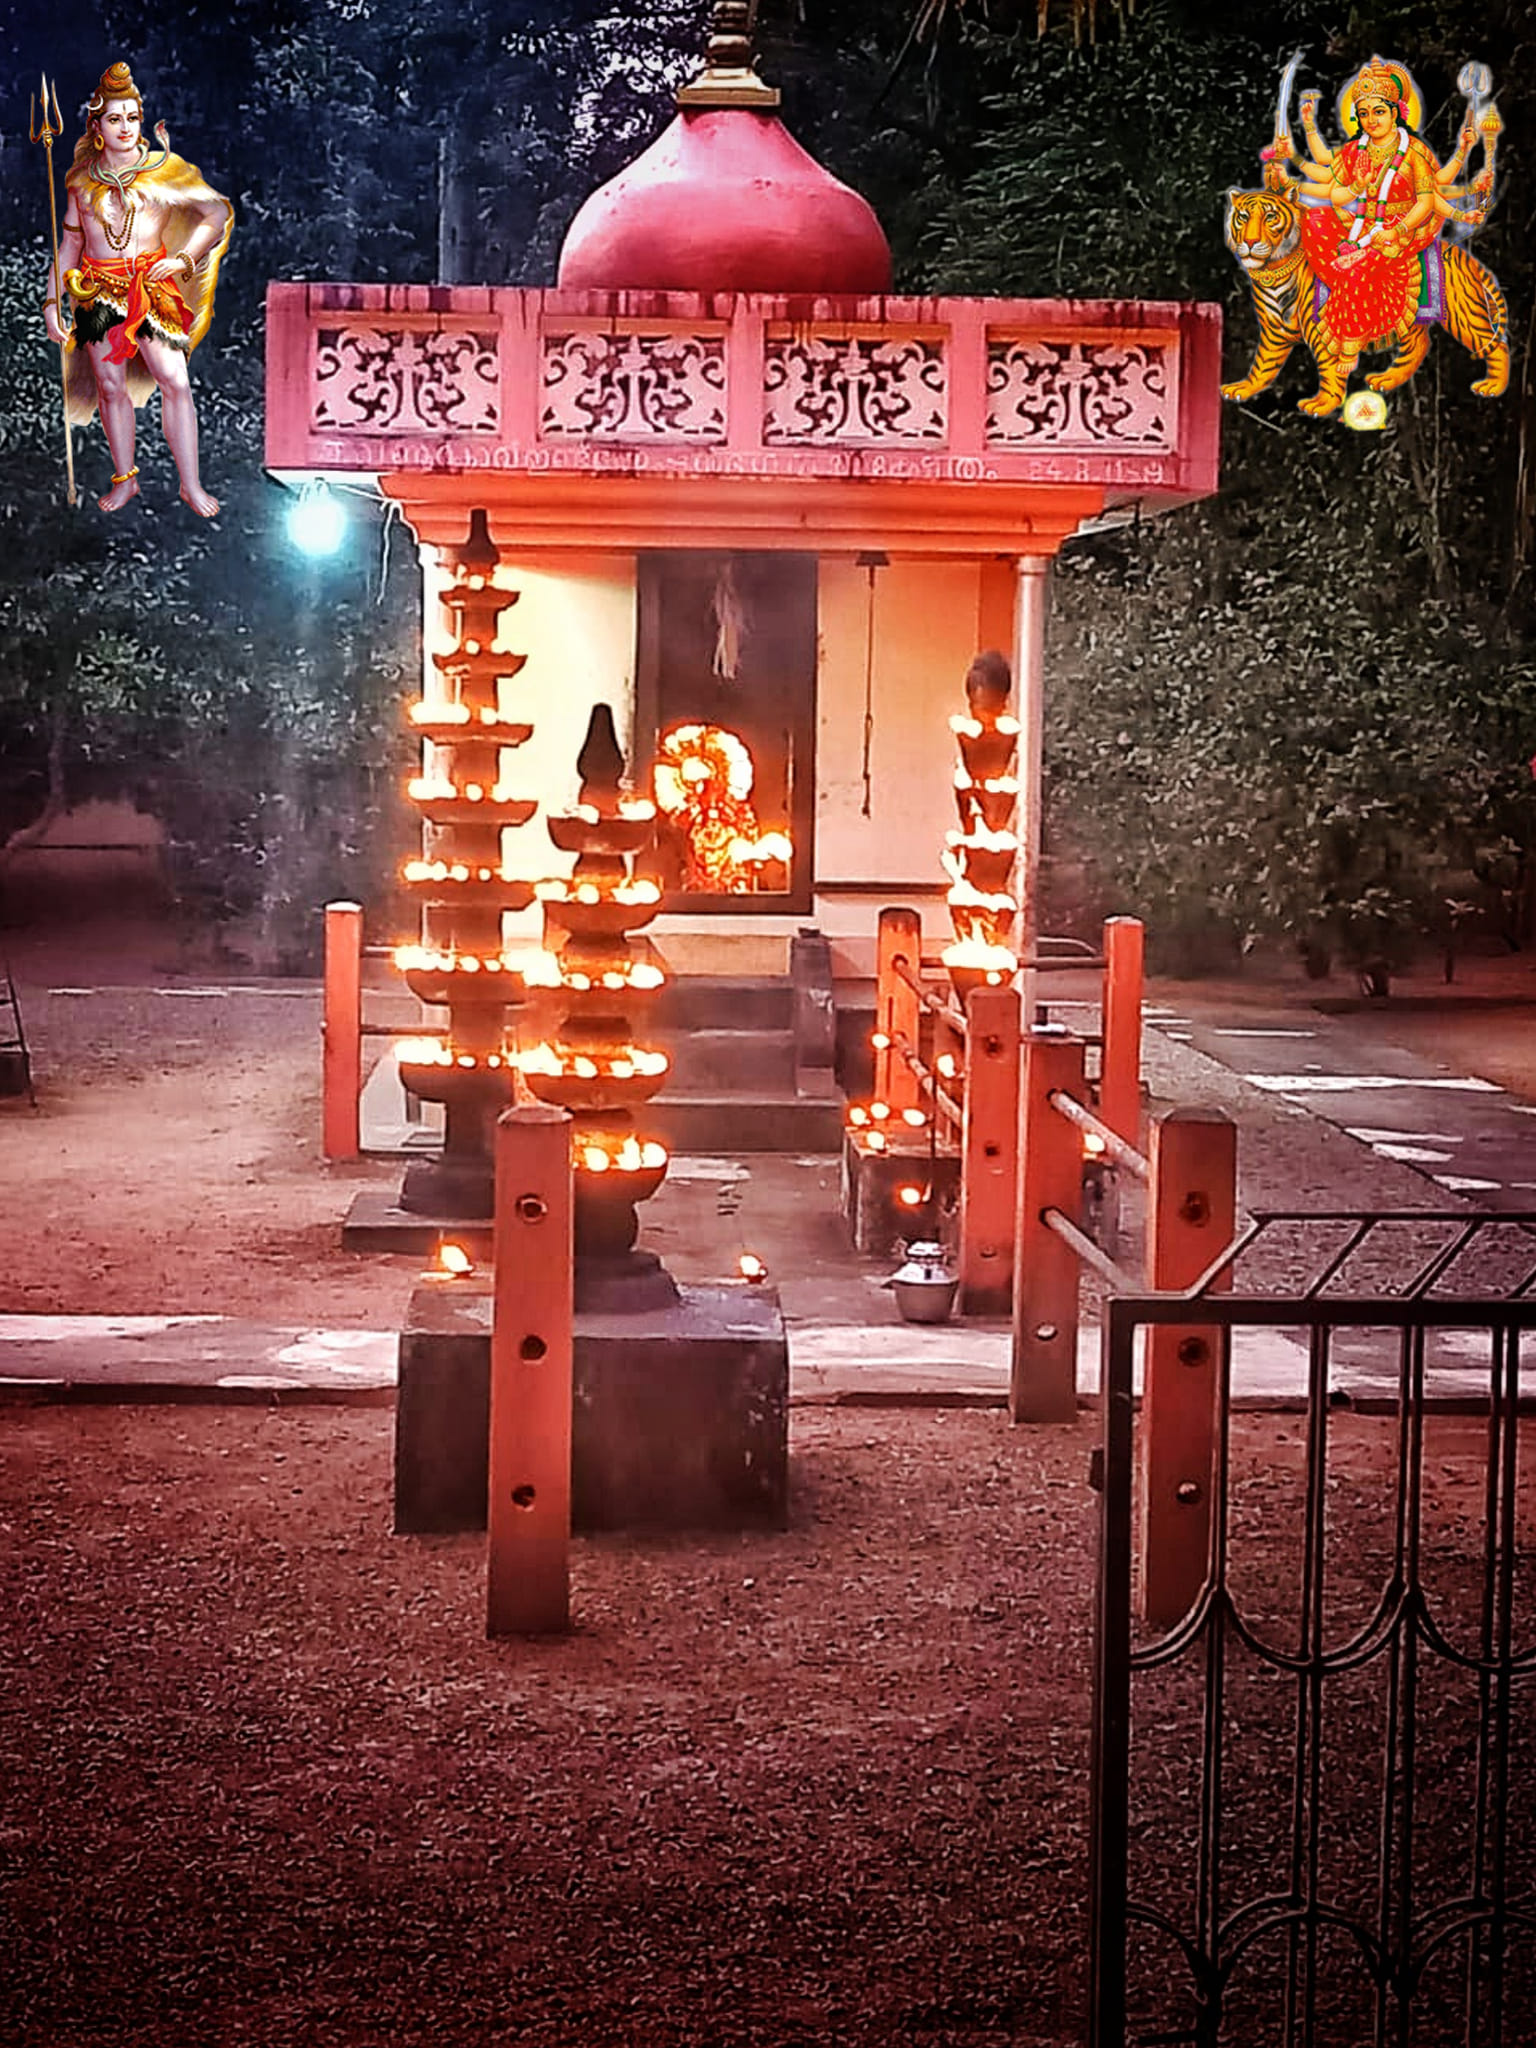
[557,109,892,296]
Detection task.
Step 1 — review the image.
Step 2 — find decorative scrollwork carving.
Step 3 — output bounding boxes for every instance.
[540,332,727,440]
[986,340,1173,447]
[762,335,948,444]
[313,325,500,435]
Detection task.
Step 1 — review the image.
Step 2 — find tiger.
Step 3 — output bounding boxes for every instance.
[1221,189,1509,418]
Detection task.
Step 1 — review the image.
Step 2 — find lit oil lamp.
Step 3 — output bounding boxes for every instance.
[524,702,677,1310]
[395,509,540,1221]
[943,650,1019,1003]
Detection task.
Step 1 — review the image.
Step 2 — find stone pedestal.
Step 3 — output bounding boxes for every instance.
[839,1134,960,1256]
[395,1276,788,1534]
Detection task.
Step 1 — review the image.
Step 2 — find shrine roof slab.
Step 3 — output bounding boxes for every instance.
[265,284,1220,550]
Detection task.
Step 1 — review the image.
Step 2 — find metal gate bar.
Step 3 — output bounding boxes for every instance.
[1090,1212,1536,2048]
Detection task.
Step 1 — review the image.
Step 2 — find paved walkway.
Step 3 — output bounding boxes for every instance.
[1,1302,1524,1412]
[4,957,1536,1411]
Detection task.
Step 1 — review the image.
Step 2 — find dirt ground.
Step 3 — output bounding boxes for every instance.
[1,922,1533,2043]
[0,922,418,1327]
[4,1402,1528,2047]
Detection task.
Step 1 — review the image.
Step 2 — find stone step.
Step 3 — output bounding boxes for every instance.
[651,1092,844,1154]
[665,1027,797,1094]
[654,974,793,1033]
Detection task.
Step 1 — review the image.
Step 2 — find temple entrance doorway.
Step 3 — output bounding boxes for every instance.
[636,551,816,915]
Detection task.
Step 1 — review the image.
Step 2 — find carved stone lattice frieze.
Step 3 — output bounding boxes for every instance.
[986,341,1173,448]
[762,335,947,444]
[312,326,500,434]
[540,332,727,440]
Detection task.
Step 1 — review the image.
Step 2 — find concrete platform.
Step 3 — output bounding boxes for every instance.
[395,1276,789,1534]
[840,1135,961,1255]
[341,1186,494,1257]
[0,1315,396,1403]
[3,1311,1529,1416]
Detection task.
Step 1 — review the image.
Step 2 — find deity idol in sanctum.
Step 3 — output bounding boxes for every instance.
[43,61,233,516]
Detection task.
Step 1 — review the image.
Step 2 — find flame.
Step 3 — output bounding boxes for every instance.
[436,1241,473,1277]
[578,1136,669,1175]
[536,877,662,907]
[940,939,1018,975]
[517,1043,668,1081]
[738,1252,768,1282]
[728,831,795,868]
[393,944,562,988]
[395,1037,450,1066]
[953,769,1020,797]
[942,853,1017,913]
[393,1038,513,1072]
[946,825,1019,857]
[406,775,526,806]
[408,701,519,728]
[403,859,513,885]
[896,1185,924,1208]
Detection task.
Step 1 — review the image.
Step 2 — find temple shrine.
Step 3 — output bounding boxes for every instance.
[265,1,1220,1188]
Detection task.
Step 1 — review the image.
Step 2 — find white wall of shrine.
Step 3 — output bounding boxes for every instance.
[812,556,1011,971]
[419,547,637,904]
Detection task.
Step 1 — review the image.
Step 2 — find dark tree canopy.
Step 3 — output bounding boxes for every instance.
[1,0,1532,972]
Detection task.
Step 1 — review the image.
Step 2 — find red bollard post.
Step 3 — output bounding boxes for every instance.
[322,900,363,1162]
[1140,1108,1237,1630]
[959,985,1020,1316]
[487,1105,574,1638]
[1099,916,1144,1148]
[1010,1032,1086,1423]
[874,907,922,1113]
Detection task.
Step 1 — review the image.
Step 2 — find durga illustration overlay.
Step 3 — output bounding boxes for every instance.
[1223,53,1508,425]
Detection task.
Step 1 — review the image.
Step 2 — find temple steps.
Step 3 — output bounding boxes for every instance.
[650,951,843,1154]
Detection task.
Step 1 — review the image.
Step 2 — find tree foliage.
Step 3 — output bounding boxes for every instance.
[0,2,700,961]
[775,0,1536,971]
[1,0,1532,974]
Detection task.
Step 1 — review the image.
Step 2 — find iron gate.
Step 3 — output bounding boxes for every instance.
[1089,1213,1536,2047]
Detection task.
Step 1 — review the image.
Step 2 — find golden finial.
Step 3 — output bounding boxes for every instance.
[676,1,780,110]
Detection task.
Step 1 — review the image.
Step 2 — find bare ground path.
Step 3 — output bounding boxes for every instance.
[2,922,1534,2042]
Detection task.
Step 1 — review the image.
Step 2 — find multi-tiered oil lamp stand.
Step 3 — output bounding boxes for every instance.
[394,510,541,1220]
[942,651,1021,1004]
[525,704,677,1311]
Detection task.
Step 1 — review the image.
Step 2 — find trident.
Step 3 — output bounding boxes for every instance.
[29,72,77,508]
